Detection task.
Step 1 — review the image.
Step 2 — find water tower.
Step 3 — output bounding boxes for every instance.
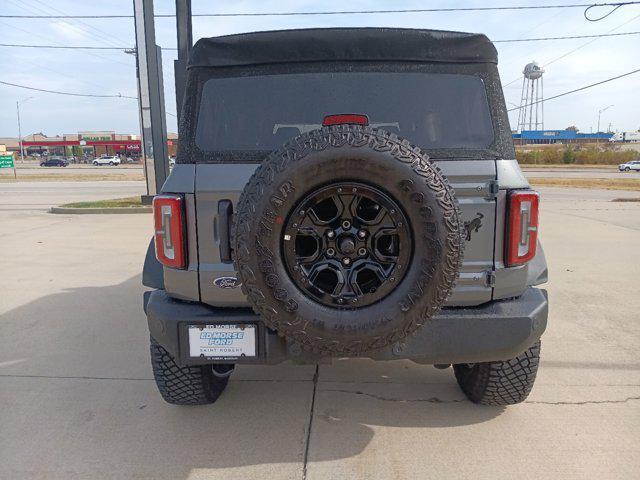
[516,61,545,132]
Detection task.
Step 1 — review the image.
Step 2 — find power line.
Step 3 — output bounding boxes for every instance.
[543,12,640,66]
[507,67,640,111]
[0,80,137,99]
[493,30,640,42]
[584,1,629,19]
[0,79,178,117]
[1,2,639,18]
[502,11,640,88]
[0,43,134,50]
[0,18,133,67]
[24,0,129,49]
[2,30,640,51]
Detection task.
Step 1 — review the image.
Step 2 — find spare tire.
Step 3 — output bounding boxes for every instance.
[233,125,464,356]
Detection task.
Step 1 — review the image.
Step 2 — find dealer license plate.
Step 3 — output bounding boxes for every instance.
[188,324,256,358]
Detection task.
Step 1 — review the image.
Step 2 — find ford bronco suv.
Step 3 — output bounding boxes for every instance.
[143,28,548,406]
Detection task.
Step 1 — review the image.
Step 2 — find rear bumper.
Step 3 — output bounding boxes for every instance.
[144,287,548,366]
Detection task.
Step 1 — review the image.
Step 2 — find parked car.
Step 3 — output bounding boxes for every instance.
[618,160,640,172]
[142,28,548,407]
[40,157,68,167]
[93,156,121,166]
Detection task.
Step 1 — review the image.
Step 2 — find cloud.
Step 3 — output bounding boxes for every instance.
[49,21,88,40]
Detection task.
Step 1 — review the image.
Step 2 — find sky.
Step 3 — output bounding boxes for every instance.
[0,0,639,138]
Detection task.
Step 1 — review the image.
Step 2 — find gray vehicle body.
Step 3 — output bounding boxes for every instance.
[143,28,548,366]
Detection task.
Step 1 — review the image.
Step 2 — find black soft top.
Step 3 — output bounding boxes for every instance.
[189,27,497,68]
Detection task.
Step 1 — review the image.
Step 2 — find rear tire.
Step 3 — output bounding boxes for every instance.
[453,341,541,406]
[149,337,232,405]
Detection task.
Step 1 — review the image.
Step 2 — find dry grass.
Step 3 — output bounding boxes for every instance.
[516,144,638,165]
[61,197,142,208]
[520,164,617,169]
[528,177,640,191]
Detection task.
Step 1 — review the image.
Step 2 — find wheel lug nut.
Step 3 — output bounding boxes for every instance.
[326,248,335,257]
[342,257,351,265]
[357,230,366,239]
[358,247,367,256]
[342,220,351,229]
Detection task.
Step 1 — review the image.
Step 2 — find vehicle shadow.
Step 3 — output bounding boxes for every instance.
[0,275,503,479]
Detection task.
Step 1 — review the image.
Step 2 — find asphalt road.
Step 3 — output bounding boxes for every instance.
[2,165,638,180]
[1,182,639,479]
[0,181,145,211]
[1,163,144,176]
[522,167,638,179]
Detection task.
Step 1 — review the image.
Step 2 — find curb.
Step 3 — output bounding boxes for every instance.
[49,206,152,214]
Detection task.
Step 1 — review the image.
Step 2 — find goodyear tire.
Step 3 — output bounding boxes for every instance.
[233,125,464,356]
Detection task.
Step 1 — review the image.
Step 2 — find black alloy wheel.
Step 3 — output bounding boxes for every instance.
[282,182,412,309]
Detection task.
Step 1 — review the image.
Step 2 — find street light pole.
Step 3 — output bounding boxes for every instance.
[16,96,33,163]
[597,104,614,144]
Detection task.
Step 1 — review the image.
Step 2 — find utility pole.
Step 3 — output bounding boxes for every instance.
[16,102,23,162]
[124,47,144,166]
[16,97,33,163]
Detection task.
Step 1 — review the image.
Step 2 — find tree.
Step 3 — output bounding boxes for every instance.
[565,125,579,132]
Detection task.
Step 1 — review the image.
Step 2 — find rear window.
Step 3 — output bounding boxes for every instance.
[195,72,493,152]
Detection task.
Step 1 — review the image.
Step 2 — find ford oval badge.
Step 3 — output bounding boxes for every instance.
[213,276,242,289]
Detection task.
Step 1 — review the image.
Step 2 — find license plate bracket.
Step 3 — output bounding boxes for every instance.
[187,324,257,360]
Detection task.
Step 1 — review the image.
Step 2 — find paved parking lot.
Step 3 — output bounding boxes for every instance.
[522,167,636,179]
[1,182,639,479]
[0,164,143,178]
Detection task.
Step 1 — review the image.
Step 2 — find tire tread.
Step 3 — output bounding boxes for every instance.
[149,337,228,405]
[454,341,541,405]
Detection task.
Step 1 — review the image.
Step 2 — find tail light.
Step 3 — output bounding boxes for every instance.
[153,194,186,269]
[322,114,369,126]
[506,190,539,267]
